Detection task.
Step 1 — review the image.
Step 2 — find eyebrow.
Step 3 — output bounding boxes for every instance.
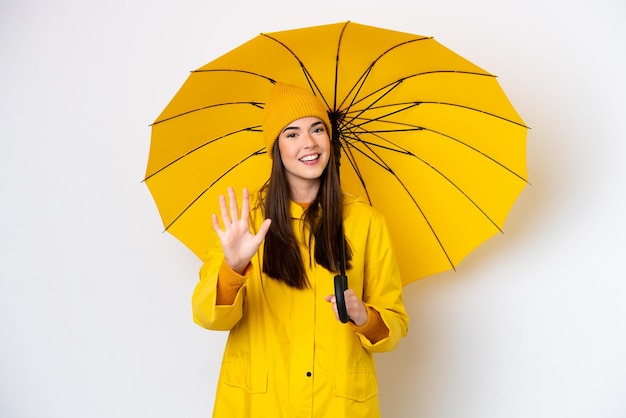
[282,120,324,133]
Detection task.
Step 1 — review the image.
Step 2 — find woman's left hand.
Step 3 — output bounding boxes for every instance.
[325,290,368,326]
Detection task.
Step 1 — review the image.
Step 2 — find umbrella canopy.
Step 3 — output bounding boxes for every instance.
[144,21,528,285]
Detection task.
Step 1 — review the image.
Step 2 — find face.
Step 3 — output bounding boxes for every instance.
[277,116,331,196]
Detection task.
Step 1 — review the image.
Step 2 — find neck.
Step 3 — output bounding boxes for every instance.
[289,180,320,203]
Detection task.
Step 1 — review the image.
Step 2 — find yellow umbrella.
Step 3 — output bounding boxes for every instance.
[144,21,528,285]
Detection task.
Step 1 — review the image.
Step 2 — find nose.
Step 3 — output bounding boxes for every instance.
[302,132,315,148]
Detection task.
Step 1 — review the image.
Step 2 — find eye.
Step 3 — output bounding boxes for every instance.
[281,129,298,139]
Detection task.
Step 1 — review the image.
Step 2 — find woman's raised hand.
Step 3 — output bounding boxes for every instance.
[211,187,271,274]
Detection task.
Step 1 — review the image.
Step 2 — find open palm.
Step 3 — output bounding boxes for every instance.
[211,187,271,274]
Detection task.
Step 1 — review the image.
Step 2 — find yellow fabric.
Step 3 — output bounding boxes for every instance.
[216,259,390,344]
[349,306,390,344]
[295,201,312,210]
[215,260,248,306]
[192,193,408,418]
[262,82,332,157]
[145,22,528,286]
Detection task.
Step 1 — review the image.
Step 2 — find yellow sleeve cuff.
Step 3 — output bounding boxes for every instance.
[215,259,250,305]
[349,306,390,344]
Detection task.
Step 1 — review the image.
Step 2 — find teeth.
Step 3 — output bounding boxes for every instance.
[300,154,319,162]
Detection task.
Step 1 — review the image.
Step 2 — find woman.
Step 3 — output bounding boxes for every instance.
[192,83,408,418]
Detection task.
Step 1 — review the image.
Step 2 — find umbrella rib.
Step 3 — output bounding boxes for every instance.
[342,99,528,182]
[424,126,529,184]
[333,22,350,111]
[259,33,331,109]
[339,139,373,205]
[338,136,457,271]
[351,100,529,129]
[337,34,431,112]
[340,65,376,115]
[361,122,527,183]
[144,125,262,181]
[348,111,528,184]
[345,123,510,233]
[179,68,323,121]
[193,68,275,80]
[163,148,266,232]
[152,101,264,125]
[346,70,496,119]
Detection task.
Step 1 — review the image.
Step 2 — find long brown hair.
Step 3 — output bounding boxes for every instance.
[258,139,352,289]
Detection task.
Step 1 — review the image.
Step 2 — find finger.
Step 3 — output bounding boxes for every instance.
[255,218,272,241]
[324,295,339,320]
[227,187,239,223]
[218,194,230,225]
[329,301,338,319]
[344,289,367,326]
[240,187,250,221]
[345,290,361,308]
[343,289,355,303]
[211,213,223,235]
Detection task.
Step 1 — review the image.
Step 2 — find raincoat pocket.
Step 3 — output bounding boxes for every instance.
[334,371,378,402]
[222,362,268,394]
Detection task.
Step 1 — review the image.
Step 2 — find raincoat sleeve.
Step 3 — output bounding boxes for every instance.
[355,210,409,353]
[191,234,249,331]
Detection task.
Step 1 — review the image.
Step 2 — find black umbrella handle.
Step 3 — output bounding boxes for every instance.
[331,118,349,324]
[334,274,349,323]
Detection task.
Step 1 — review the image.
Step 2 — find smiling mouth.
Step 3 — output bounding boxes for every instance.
[299,154,320,162]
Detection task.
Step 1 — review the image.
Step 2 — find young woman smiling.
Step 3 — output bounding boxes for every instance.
[192,82,408,418]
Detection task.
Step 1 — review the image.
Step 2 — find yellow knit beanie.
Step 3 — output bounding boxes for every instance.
[262,83,331,158]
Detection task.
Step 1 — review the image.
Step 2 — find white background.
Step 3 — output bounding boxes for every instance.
[1,1,625,417]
